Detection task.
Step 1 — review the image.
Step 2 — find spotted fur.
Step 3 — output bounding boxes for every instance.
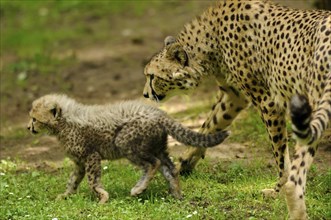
[143,0,331,218]
[27,94,228,203]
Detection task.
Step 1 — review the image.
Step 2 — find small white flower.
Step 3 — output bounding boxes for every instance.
[103,166,108,170]
[9,192,14,195]
[17,72,27,81]
[0,172,5,176]
[52,218,58,220]
[186,211,198,218]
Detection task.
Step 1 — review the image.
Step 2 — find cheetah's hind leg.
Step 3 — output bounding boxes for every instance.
[284,144,312,220]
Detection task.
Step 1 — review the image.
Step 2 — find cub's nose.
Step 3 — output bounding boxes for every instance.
[27,125,31,130]
[143,93,149,98]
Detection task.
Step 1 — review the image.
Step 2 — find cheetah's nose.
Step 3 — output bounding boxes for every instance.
[143,93,149,98]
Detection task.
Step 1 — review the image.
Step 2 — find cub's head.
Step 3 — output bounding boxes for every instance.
[27,95,62,134]
[143,36,200,102]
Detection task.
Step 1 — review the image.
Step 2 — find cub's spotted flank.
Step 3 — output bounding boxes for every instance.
[27,94,228,203]
[143,0,330,218]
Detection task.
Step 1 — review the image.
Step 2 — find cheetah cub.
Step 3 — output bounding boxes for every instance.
[27,94,228,203]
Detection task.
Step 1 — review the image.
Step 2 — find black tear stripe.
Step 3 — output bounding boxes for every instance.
[149,74,154,92]
[229,86,240,97]
[150,75,158,101]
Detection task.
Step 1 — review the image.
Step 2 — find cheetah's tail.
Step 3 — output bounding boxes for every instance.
[290,76,331,146]
[160,116,229,148]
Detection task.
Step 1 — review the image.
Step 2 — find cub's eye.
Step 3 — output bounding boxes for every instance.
[32,118,36,122]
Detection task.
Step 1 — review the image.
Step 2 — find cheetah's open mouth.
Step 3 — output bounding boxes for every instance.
[29,126,38,134]
[151,89,165,102]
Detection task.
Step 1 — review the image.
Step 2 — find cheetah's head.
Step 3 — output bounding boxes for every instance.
[143,36,200,102]
[27,95,62,135]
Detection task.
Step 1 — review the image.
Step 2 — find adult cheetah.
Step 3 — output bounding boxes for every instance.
[143,0,331,219]
[27,94,228,203]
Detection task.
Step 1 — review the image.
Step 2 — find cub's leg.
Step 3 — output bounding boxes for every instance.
[56,161,85,200]
[85,152,109,204]
[179,85,248,175]
[115,122,163,196]
[129,156,161,197]
[159,152,181,199]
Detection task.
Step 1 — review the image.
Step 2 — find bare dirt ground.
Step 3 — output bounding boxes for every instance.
[0,0,330,172]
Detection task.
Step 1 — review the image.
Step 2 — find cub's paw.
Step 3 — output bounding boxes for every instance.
[130,186,146,197]
[96,188,109,204]
[98,194,109,204]
[170,189,183,200]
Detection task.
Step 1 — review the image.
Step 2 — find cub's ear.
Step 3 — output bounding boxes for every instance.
[50,104,61,119]
[167,43,189,67]
[164,36,176,46]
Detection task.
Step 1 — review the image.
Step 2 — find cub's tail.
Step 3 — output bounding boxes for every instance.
[290,86,331,146]
[160,116,229,148]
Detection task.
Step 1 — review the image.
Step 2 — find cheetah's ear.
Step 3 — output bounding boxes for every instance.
[164,36,176,46]
[167,43,189,67]
[50,104,61,119]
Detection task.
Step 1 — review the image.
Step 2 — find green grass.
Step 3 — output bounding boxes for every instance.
[228,107,269,146]
[1,0,161,95]
[0,0,164,97]
[1,0,160,56]
[1,158,330,220]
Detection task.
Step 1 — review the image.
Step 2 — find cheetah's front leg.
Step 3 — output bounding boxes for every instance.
[179,85,248,175]
[85,152,109,204]
[258,103,290,198]
[56,161,85,201]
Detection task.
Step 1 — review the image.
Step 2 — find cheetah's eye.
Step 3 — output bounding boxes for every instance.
[32,118,36,122]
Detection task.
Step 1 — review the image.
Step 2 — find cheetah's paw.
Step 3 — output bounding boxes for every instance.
[261,188,278,199]
[56,193,70,201]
